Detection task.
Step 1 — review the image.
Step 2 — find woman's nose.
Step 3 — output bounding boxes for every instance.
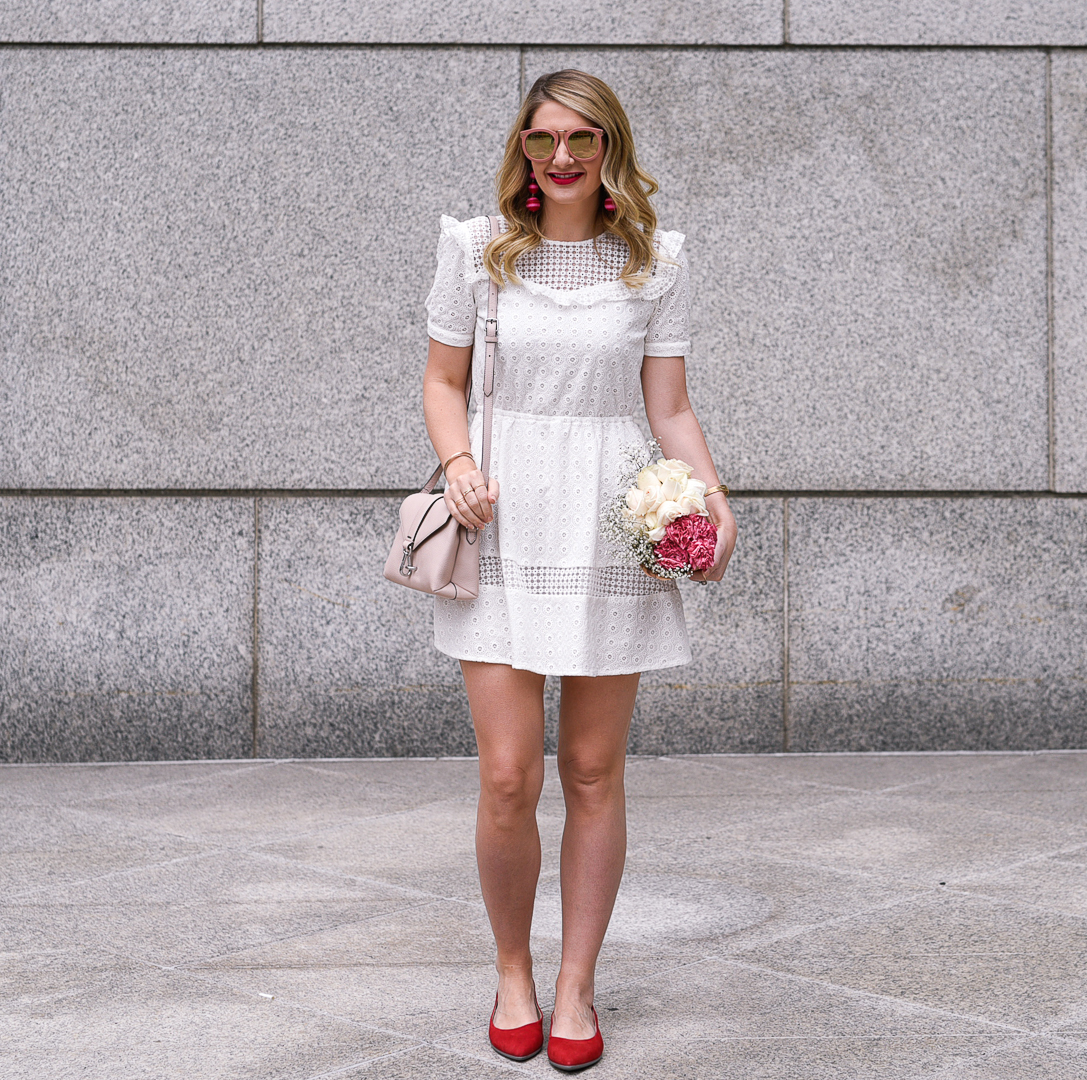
[553,138,575,168]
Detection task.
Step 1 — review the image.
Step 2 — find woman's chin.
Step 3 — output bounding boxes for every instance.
[541,187,601,208]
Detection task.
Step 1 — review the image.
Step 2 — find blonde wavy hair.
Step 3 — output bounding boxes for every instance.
[483,69,670,289]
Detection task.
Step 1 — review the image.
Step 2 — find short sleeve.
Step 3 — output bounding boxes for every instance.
[643,245,691,358]
[425,220,478,348]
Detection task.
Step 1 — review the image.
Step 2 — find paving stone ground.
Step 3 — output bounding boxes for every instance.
[2,751,1087,1079]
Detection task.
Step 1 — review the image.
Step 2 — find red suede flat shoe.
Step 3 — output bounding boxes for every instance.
[547,1006,604,1072]
[488,989,544,1062]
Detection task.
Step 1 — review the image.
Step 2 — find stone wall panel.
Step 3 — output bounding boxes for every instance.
[264,0,781,45]
[0,497,253,762]
[634,498,784,754]
[791,0,1087,46]
[1,36,1081,761]
[1053,53,1087,493]
[0,0,253,43]
[0,47,518,489]
[256,497,474,758]
[257,498,783,757]
[525,48,1049,491]
[787,497,1087,751]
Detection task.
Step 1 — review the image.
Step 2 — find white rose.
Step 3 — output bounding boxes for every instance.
[678,492,707,516]
[637,467,662,493]
[684,478,707,499]
[656,500,684,527]
[647,524,668,542]
[655,457,694,483]
[659,476,684,503]
[642,484,666,512]
[625,487,649,518]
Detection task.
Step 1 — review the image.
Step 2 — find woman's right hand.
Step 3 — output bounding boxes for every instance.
[444,458,499,531]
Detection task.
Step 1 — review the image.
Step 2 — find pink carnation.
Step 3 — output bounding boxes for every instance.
[654,512,718,571]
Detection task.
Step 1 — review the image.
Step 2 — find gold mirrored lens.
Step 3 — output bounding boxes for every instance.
[567,129,600,159]
[524,131,556,159]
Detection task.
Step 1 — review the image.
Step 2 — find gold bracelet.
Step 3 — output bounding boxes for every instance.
[442,450,475,474]
[704,483,729,498]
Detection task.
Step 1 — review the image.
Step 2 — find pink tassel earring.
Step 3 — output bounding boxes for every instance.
[526,172,541,212]
[603,194,616,213]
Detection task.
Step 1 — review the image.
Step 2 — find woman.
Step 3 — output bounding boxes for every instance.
[422,69,737,1071]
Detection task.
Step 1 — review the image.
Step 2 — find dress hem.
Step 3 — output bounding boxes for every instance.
[433,638,692,678]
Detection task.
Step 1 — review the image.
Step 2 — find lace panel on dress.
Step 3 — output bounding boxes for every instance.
[518,236,630,290]
[466,217,631,291]
[479,556,676,596]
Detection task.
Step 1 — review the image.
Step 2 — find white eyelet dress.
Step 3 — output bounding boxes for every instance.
[425,214,694,677]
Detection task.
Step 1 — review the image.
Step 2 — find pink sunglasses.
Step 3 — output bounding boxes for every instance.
[519,126,606,162]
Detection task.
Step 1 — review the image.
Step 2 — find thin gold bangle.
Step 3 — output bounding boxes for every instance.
[443,450,475,473]
[704,483,729,498]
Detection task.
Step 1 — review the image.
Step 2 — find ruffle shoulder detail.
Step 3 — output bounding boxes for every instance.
[437,214,494,284]
[644,228,686,301]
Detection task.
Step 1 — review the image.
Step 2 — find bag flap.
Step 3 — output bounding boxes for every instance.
[399,491,455,546]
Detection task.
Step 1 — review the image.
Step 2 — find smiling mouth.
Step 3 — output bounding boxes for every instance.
[547,172,584,185]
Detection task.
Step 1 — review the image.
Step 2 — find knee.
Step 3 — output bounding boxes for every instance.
[558,755,623,812]
[480,761,542,823]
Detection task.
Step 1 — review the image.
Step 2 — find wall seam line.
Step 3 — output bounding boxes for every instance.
[256,0,263,43]
[1045,49,1056,492]
[3,43,1087,53]
[4,488,1085,500]
[781,497,790,752]
[783,0,790,44]
[251,496,261,757]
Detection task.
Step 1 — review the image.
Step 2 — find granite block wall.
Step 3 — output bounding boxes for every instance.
[261,1,783,45]
[1054,53,1087,492]
[787,498,1087,752]
[0,498,253,762]
[524,47,1050,491]
[0,2,254,43]
[789,1,1087,46]
[0,47,517,488]
[1,3,1084,760]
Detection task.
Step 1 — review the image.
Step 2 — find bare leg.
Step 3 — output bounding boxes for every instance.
[461,659,547,1029]
[551,671,640,1039]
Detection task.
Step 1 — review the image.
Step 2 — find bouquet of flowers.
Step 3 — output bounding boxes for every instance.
[599,437,718,581]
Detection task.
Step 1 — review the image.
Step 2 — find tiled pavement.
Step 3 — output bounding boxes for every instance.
[2,751,1087,1079]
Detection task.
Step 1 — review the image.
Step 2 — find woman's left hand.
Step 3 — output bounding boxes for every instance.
[690,503,737,584]
[639,503,738,584]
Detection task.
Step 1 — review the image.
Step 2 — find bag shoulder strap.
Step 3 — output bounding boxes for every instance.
[422,214,500,493]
